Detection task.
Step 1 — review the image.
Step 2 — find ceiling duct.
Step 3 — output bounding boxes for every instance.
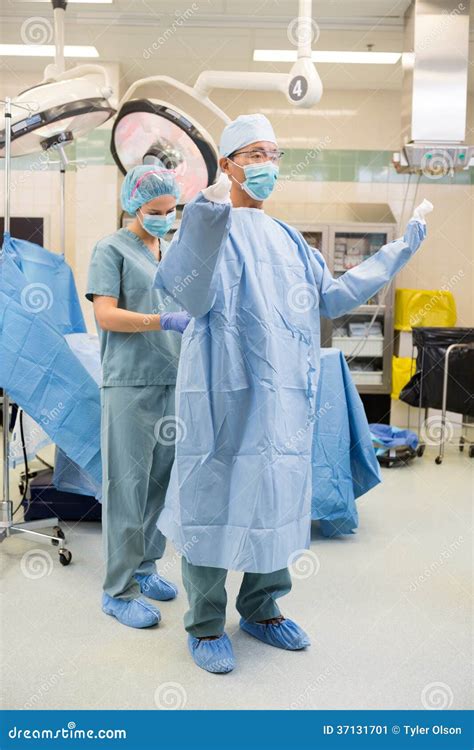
[393,0,473,175]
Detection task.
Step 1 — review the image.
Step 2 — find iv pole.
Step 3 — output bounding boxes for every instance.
[0,97,70,561]
[1,98,12,528]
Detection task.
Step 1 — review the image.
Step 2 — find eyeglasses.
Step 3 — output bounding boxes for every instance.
[231,148,285,164]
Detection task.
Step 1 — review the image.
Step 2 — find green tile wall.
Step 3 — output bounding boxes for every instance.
[1,129,472,185]
[279,148,473,185]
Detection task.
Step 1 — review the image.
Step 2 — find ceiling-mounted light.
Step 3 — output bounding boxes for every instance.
[0,44,99,57]
[254,50,401,64]
[0,1,114,158]
[111,100,218,207]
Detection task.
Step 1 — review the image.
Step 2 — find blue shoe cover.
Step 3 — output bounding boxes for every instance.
[102,593,161,628]
[135,573,178,601]
[188,633,235,674]
[240,617,310,650]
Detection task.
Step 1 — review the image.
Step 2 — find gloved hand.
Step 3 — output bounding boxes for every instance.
[160,311,191,334]
[202,173,231,204]
[404,219,426,250]
[411,198,433,224]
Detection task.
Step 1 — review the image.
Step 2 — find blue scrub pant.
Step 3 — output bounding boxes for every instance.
[101,385,176,600]
[182,558,292,637]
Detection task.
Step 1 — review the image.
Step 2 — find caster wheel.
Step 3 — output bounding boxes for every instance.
[52,526,65,546]
[469,445,474,459]
[417,445,425,457]
[435,456,442,465]
[459,437,465,452]
[59,549,72,566]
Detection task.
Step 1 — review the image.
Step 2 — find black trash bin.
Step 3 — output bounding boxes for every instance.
[400,327,474,417]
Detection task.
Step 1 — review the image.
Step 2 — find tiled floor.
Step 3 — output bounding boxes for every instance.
[0,443,472,710]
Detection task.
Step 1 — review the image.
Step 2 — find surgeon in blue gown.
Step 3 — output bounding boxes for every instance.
[153,114,432,673]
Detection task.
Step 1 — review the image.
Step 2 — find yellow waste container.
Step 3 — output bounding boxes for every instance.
[391,356,417,400]
[394,288,456,331]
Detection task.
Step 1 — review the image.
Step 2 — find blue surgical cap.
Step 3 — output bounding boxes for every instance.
[219,114,277,157]
[121,164,181,214]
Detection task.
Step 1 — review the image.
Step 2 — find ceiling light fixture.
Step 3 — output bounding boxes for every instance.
[0,44,99,57]
[254,50,401,64]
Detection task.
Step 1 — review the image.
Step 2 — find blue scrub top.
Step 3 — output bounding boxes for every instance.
[86,228,181,387]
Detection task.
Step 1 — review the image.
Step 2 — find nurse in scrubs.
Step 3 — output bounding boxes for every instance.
[86,165,190,629]
[153,115,432,671]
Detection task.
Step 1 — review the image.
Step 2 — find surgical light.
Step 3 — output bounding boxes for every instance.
[111,100,216,206]
[0,0,115,158]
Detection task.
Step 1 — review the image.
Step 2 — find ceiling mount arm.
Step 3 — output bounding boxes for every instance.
[193,71,289,99]
[49,0,67,76]
[193,0,321,108]
[297,0,313,59]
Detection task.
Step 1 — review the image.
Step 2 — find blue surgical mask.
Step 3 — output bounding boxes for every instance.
[229,160,279,201]
[138,209,176,237]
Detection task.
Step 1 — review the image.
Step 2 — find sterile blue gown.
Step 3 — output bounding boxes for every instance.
[0,234,101,484]
[154,194,426,573]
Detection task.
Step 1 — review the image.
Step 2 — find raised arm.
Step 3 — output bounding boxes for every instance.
[153,174,232,318]
[313,201,433,319]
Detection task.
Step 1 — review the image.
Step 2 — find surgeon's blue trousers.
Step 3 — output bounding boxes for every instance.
[101,385,176,600]
[182,558,292,637]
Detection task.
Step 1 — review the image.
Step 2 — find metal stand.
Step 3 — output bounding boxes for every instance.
[435,343,474,464]
[409,339,427,458]
[0,97,71,564]
[60,155,66,256]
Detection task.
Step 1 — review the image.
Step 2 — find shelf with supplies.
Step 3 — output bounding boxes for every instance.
[295,204,396,395]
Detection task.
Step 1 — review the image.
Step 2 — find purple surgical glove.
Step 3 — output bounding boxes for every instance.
[160,311,191,334]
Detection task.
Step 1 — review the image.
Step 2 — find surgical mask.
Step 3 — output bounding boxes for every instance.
[138,209,176,237]
[229,160,279,201]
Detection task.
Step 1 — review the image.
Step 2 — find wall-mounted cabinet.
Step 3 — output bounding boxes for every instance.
[294,205,397,395]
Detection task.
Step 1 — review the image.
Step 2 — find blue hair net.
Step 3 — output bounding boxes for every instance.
[219,114,277,157]
[121,164,180,214]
